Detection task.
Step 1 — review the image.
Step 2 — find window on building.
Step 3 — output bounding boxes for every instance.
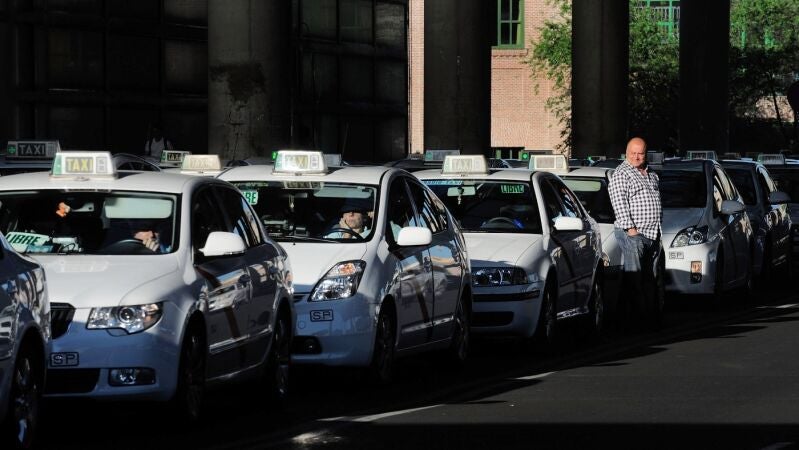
[493,0,524,48]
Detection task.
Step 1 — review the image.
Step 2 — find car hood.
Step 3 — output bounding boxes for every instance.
[464,233,542,267]
[662,208,706,235]
[281,242,368,292]
[34,255,180,309]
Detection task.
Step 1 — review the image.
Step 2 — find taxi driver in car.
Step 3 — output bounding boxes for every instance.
[325,199,373,239]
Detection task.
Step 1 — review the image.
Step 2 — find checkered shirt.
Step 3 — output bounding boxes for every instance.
[608,160,662,240]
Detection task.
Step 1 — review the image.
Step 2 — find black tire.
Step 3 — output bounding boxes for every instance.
[369,307,396,385]
[447,296,470,365]
[587,275,604,338]
[534,282,558,350]
[263,308,291,407]
[3,343,42,449]
[172,325,206,423]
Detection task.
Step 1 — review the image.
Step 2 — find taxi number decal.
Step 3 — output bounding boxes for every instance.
[242,190,259,205]
[50,352,79,367]
[310,310,333,322]
[500,184,525,194]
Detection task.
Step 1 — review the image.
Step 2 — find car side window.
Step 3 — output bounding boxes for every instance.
[215,186,262,247]
[550,178,583,219]
[716,168,737,201]
[191,188,228,252]
[757,169,775,204]
[385,178,416,243]
[712,174,725,212]
[407,181,443,234]
[540,179,564,224]
[429,192,450,231]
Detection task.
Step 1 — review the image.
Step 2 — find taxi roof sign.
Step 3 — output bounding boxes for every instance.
[441,155,488,175]
[51,151,116,179]
[6,140,61,160]
[686,150,717,161]
[757,153,786,166]
[181,154,222,172]
[273,150,328,174]
[647,151,665,164]
[160,150,191,167]
[529,154,568,174]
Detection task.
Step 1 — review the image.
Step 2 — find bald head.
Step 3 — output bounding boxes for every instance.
[626,137,647,169]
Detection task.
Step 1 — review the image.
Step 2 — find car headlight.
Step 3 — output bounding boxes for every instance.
[671,226,709,247]
[87,303,163,334]
[472,266,530,287]
[310,260,366,301]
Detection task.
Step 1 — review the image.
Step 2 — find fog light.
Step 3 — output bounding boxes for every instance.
[109,368,156,386]
[690,261,702,283]
[291,336,321,354]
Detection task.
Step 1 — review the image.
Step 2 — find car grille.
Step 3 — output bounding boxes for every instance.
[50,303,75,339]
[46,369,99,394]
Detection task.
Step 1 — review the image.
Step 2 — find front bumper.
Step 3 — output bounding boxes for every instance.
[664,242,717,295]
[45,302,183,401]
[292,293,376,367]
[471,283,543,338]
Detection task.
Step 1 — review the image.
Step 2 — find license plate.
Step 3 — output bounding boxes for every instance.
[50,352,79,367]
[310,310,334,322]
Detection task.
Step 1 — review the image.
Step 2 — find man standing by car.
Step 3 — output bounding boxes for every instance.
[609,137,662,325]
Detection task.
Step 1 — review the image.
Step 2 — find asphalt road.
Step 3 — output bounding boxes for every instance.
[38,289,799,450]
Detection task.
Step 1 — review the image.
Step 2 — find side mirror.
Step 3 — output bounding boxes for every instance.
[553,216,584,232]
[200,231,247,257]
[768,190,790,204]
[720,199,745,216]
[396,226,432,247]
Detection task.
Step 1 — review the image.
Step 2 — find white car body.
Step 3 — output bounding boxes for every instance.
[219,163,472,370]
[658,160,753,296]
[0,170,294,408]
[414,167,603,339]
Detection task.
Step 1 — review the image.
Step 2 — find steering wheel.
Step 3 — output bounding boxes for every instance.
[100,239,156,255]
[484,217,523,228]
[325,227,366,241]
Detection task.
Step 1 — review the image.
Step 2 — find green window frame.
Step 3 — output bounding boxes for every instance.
[494,0,524,48]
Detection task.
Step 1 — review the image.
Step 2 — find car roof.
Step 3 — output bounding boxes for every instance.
[720,160,764,171]
[219,164,396,184]
[562,166,614,178]
[0,170,225,194]
[413,167,536,182]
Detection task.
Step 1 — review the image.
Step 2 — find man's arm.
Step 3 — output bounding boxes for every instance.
[608,171,635,231]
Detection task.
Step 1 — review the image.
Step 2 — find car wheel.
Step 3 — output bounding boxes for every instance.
[264,309,291,406]
[588,275,604,338]
[447,296,470,365]
[369,307,396,385]
[534,282,558,350]
[3,344,42,449]
[172,325,206,423]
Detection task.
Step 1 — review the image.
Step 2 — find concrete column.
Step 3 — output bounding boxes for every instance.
[208,0,290,161]
[679,0,730,154]
[572,0,629,158]
[424,0,491,155]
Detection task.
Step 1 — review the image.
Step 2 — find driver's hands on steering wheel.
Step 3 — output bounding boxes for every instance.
[134,230,160,252]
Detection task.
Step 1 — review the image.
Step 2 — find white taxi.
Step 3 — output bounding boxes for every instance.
[219,150,472,383]
[414,155,604,345]
[0,232,49,448]
[0,152,294,421]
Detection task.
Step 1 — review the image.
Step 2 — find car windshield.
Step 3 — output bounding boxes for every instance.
[423,180,543,233]
[656,168,708,208]
[725,168,757,205]
[562,178,615,223]
[230,181,377,242]
[0,190,178,255]
[768,169,799,203]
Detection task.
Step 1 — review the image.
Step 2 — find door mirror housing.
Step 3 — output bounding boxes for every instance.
[553,216,584,232]
[720,199,745,216]
[768,190,790,205]
[396,226,433,247]
[200,231,247,257]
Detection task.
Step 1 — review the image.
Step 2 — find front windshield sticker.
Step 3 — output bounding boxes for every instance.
[500,184,525,194]
[423,180,464,186]
[241,190,259,205]
[6,232,50,253]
